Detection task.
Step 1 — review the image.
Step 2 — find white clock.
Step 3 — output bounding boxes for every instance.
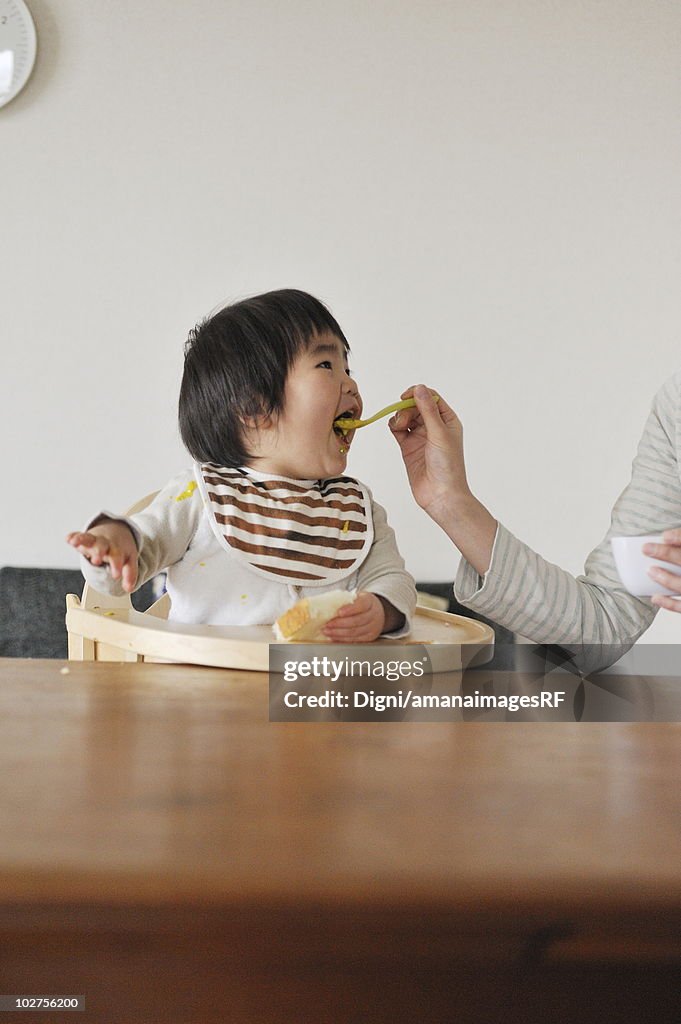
[0,0,36,109]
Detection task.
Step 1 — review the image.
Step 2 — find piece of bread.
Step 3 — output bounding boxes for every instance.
[273,590,356,642]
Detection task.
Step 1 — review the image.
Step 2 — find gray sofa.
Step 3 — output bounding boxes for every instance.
[0,567,158,659]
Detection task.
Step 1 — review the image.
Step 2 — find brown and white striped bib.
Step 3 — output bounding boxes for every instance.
[196,464,374,587]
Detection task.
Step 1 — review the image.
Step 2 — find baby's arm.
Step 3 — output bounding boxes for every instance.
[66,521,139,593]
[65,471,204,597]
[324,495,416,641]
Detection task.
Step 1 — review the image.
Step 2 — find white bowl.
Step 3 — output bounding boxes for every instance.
[611,534,681,598]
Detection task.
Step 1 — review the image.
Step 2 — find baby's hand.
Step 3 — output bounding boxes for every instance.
[322,591,386,642]
[66,521,139,593]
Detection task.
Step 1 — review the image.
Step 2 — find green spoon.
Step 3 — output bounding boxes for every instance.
[334,394,439,433]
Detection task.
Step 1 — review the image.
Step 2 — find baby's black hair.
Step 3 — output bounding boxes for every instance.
[179,288,350,468]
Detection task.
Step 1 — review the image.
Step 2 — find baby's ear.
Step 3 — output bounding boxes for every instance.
[240,402,275,431]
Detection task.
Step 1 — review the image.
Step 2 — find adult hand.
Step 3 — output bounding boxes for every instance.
[644,530,681,612]
[388,384,470,530]
[389,384,497,575]
[66,521,139,593]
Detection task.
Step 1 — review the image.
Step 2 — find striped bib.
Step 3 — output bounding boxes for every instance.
[196,463,374,587]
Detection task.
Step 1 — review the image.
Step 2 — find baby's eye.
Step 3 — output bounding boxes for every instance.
[317,360,333,370]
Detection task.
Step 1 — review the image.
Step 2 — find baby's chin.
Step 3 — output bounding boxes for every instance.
[300,450,350,480]
[260,455,348,481]
[311,454,350,480]
[268,436,351,480]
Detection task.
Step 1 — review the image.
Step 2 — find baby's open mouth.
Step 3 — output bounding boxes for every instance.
[333,410,355,440]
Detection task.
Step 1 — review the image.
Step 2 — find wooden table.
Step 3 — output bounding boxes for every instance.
[0,658,680,1023]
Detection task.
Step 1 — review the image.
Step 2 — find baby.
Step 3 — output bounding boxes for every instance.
[66,289,416,642]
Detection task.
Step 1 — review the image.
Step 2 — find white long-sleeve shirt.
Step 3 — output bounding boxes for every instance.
[81,466,416,637]
[455,370,681,673]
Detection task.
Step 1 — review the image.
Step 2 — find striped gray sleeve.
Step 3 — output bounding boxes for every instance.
[455,371,681,673]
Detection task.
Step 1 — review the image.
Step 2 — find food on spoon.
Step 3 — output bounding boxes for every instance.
[273,590,356,642]
[333,406,357,439]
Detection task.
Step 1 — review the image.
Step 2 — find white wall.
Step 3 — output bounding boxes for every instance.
[3,0,680,642]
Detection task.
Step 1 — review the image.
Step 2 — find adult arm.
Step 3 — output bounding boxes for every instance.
[391,376,681,673]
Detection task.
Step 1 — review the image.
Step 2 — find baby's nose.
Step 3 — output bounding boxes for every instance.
[343,385,360,409]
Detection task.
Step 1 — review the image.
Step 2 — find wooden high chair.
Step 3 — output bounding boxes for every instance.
[65,492,494,672]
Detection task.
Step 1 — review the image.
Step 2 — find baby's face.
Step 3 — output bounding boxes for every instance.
[252,331,362,479]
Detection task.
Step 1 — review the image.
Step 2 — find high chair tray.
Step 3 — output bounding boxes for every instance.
[66,599,494,672]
